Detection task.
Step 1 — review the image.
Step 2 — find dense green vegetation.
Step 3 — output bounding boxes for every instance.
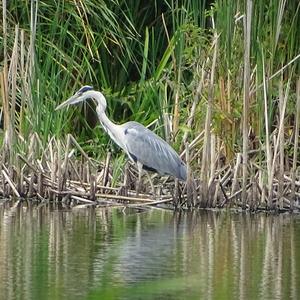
[1,0,300,208]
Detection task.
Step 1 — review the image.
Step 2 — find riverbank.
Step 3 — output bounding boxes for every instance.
[1,132,300,213]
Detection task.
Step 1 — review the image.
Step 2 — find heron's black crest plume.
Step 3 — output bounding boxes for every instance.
[78,86,93,94]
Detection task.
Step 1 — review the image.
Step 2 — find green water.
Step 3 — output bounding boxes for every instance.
[0,202,300,300]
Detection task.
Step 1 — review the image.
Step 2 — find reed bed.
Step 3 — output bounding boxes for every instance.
[0,130,299,212]
[1,0,300,211]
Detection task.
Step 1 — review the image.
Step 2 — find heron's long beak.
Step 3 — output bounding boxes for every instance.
[55,94,82,111]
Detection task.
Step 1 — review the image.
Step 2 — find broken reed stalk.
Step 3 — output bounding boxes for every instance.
[291,79,300,209]
[241,0,252,209]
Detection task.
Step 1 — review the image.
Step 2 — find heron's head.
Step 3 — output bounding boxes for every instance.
[55,85,107,111]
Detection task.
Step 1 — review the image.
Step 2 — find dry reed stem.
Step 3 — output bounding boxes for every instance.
[186,143,197,207]
[89,175,96,201]
[182,63,206,147]
[28,0,38,80]
[125,197,173,207]
[71,195,95,204]
[2,0,9,160]
[269,76,291,208]
[212,177,220,207]
[95,193,154,202]
[241,0,252,209]
[209,133,216,188]
[57,140,63,192]
[231,153,242,204]
[37,172,43,197]
[250,53,300,96]
[278,76,285,209]
[162,13,180,138]
[262,48,273,207]
[1,66,11,156]
[200,18,218,207]
[102,151,111,187]
[2,170,20,198]
[291,79,300,209]
[2,0,7,68]
[180,130,204,158]
[68,158,85,185]
[220,167,232,186]
[9,26,19,163]
[219,180,229,207]
[69,134,95,167]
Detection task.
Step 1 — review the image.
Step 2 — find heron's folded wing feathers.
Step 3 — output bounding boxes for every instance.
[123,122,186,180]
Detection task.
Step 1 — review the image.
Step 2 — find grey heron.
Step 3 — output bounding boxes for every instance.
[56,86,187,193]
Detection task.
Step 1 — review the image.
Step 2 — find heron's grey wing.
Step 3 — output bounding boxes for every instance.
[122,122,187,181]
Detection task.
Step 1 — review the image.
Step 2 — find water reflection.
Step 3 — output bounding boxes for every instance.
[0,201,299,300]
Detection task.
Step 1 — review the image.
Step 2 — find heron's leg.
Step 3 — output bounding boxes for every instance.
[136,162,143,196]
[146,172,156,199]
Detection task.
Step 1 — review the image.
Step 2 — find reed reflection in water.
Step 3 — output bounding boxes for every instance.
[0,202,299,300]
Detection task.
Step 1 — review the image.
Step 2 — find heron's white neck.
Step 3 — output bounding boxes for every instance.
[96,107,125,150]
